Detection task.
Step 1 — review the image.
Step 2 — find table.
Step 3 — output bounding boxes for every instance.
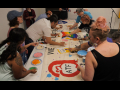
[21,20,88,81]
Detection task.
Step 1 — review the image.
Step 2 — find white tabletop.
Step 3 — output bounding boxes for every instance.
[21,20,88,81]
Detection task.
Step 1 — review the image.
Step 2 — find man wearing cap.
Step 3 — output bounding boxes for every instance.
[69,8,93,30]
[35,10,52,22]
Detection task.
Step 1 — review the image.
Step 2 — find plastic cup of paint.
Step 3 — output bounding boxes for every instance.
[82,56,86,63]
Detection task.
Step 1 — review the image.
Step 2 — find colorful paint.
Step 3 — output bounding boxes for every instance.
[29,67,37,70]
[61,32,78,38]
[32,59,42,65]
[33,52,43,58]
[47,73,52,78]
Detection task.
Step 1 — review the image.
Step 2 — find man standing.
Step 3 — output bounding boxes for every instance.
[35,10,52,22]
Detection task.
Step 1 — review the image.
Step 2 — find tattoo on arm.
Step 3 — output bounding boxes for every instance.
[15,54,23,66]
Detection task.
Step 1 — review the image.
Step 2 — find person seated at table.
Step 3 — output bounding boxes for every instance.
[35,10,52,22]
[69,8,93,30]
[0,28,37,81]
[76,16,120,81]
[69,16,111,52]
[7,10,38,64]
[66,14,94,37]
[26,14,65,59]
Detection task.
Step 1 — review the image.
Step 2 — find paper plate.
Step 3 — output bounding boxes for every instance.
[77,50,87,57]
[36,45,44,50]
[33,52,43,58]
[31,59,42,66]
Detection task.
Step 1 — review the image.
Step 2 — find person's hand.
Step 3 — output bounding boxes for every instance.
[26,17,30,19]
[59,42,65,46]
[29,16,33,20]
[69,26,73,30]
[51,33,59,36]
[69,48,77,52]
[74,11,77,14]
[30,69,37,74]
[55,27,59,30]
[25,49,28,54]
[30,42,39,46]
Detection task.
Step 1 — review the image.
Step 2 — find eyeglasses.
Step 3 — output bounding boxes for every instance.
[47,13,52,16]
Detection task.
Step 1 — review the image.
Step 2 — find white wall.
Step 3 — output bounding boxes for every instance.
[30,8,45,20]
[0,8,120,42]
[0,8,24,42]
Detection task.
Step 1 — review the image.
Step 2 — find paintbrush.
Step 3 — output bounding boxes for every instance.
[80,63,85,65]
[69,39,72,57]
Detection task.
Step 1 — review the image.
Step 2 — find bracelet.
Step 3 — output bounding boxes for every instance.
[88,41,92,46]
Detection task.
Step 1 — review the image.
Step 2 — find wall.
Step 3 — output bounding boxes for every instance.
[0,8,24,42]
[30,8,45,20]
[0,8,120,42]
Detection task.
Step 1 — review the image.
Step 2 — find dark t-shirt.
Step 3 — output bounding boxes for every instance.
[78,20,95,33]
[59,8,68,20]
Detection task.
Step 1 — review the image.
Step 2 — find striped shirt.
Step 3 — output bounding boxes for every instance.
[26,18,52,42]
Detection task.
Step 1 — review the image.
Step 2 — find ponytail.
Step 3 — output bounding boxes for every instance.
[0,42,18,64]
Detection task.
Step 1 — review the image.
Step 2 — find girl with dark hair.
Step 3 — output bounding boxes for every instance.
[0,28,37,81]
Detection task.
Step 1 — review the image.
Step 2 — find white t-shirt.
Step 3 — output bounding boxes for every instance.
[26,18,52,42]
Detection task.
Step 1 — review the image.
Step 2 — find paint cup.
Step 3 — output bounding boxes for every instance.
[86,34,88,37]
[82,56,86,63]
